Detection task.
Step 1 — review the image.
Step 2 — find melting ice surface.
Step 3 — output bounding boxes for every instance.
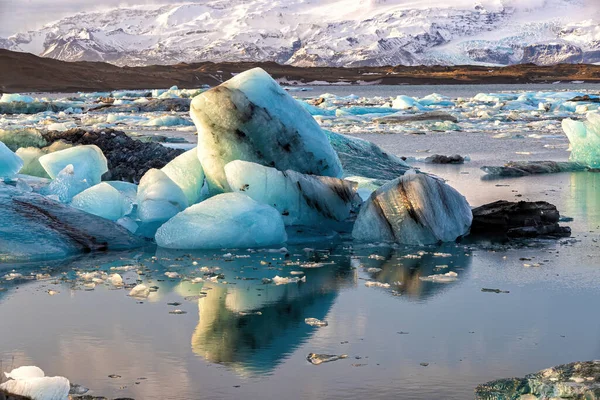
[1,83,600,400]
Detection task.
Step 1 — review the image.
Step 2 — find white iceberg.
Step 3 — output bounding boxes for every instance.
[137,169,188,223]
[161,148,205,205]
[38,144,107,185]
[0,366,69,400]
[562,113,600,168]
[0,141,23,178]
[71,182,133,221]
[191,67,343,194]
[352,171,472,245]
[0,93,34,103]
[155,192,287,249]
[224,160,357,227]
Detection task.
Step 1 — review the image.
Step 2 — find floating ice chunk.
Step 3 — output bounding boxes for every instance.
[107,273,123,286]
[0,141,23,178]
[39,145,107,185]
[562,113,600,167]
[0,366,70,400]
[145,115,193,127]
[365,281,391,288]
[71,182,133,221]
[392,95,425,110]
[129,284,150,298]
[137,169,188,223]
[4,366,45,380]
[325,130,409,180]
[307,353,347,365]
[44,164,91,203]
[155,192,287,249]
[0,93,34,103]
[225,160,357,227]
[191,67,343,194]
[352,171,472,245]
[161,148,204,205]
[272,275,306,285]
[419,271,458,283]
[305,318,328,327]
[46,122,77,132]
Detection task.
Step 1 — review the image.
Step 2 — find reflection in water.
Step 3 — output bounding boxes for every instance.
[565,171,600,229]
[190,262,356,376]
[355,244,472,300]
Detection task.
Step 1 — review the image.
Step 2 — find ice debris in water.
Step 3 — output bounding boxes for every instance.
[419,271,458,283]
[137,168,188,223]
[272,275,306,285]
[0,141,24,178]
[155,192,287,249]
[191,67,342,194]
[307,353,348,365]
[305,318,328,327]
[352,170,472,245]
[38,145,107,186]
[161,148,205,205]
[562,112,600,167]
[365,281,391,288]
[0,366,70,400]
[70,182,133,221]
[107,273,123,286]
[225,160,357,227]
[129,284,150,298]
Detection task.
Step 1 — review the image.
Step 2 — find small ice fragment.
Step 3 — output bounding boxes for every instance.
[164,272,180,279]
[364,281,390,288]
[4,366,45,380]
[129,284,150,298]
[169,309,187,315]
[306,353,348,365]
[272,275,306,285]
[366,267,382,273]
[1,366,70,400]
[191,277,204,283]
[47,290,59,296]
[305,318,328,327]
[419,271,458,283]
[368,254,385,260]
[108,274,123,286]
[290,271,304,275]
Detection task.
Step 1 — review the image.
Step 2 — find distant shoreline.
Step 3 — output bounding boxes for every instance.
[2,49,600,93]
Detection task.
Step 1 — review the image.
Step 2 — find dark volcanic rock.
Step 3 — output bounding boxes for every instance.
[476,361,600,399]
[568,94,600,103]
[481,161,588,179]
[41,129,184,182]
[89,98,191,113]
[373,111,458,124]
[471,200,571,239]
[424,154,465,164]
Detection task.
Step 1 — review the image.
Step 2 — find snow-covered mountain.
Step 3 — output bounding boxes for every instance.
[1,0,599,67]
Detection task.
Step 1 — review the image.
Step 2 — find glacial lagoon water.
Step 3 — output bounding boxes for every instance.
[1,84,600,399]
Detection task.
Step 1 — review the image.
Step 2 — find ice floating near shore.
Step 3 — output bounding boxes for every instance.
[191,67,343,194]
[39,145,108,185]
[0,93,34,103]
[44,164,91,203]
[137,169,188,223]
[0,141,23,178]
[71,182,133,221]
[161,148,204,205]
[225,160,357,227]
[0,366,69,400]
[562,113,600,167]
[155,192,287,249]
[419,271,458,283]
[352,171,472,245]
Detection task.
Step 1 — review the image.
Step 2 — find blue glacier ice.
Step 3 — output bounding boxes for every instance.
[136,169,188,223]
[562,112,600,168]
[161,148,205,205]
[352,171,472,245]
[38,145,108,185]
[224,160,358,228]
[71,182,134,221]
[0,141,23,178]
[392,95,426,110]
[191,67,343,194]
[43,164,91,203]
[155,192,287,249]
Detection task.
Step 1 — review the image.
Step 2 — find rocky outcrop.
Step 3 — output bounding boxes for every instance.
[476,361,600,400]
[471,200,571,239]
[424,154,465,164]
[41,129,183,182]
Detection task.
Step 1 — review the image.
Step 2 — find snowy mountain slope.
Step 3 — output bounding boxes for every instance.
[1,0,599,67]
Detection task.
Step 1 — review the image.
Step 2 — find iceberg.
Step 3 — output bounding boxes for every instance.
[161,148,205,205]
[136,169,188,223]
[43,164,91,203]
[191,67,343,194]
[562,113,600,167]
[16,141,73,179]
[38,145,108,185]
[0,141,23,178]
[324,130,409,180]
[224,160,358,227]
[155,192,287,249]
[0,183,144,262]
[1,374,69,400]
[392,95,425,110]
[352,171,472,245]
[71,182,133,221]
[0,93,34,103]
